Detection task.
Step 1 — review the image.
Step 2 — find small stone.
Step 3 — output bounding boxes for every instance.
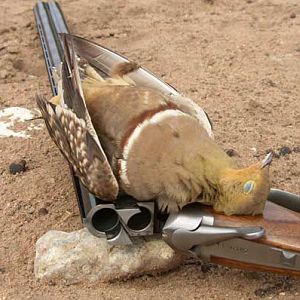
[13,59,24,71]
[34,228,184,283]
[0,267,6,274]
[248,99,261,109]
[265,79,276,87]
[38,207,48,216]
[7,46,19,54]
[278,146,292,157]
[290,13,296,19]
[146,56,153,62]
[28,207,35,214]
[254,288,267,297]
[225,148,240,157]
[293,146,300,153]
[201,262,213,273]
[9,159,26,175]
[9,160,27,174]
[279,292,285,296]
[24,21,32,28]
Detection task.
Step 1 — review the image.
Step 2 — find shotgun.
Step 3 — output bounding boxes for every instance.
[33,1,300,275]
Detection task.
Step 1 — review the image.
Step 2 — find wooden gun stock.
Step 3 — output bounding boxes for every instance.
[204,202,300,275]
[211,257,300,276]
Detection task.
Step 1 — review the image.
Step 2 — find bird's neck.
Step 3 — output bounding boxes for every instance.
[184,137,237,205]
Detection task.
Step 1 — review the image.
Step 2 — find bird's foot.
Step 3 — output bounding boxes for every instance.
[157,196,180,214]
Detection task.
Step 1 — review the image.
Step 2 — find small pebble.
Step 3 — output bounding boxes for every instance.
[28,207,35,214]
[7,46,20,54]
[290,13,296,19]
[9,160,27,174]
[293,146,300,153]
[24,21,32,28]
[38,207,49,216]
[0,267,6,274]
[278,146,292,157]
[225,148,240,157]
[201,262,213,273]
[13,59,24,71]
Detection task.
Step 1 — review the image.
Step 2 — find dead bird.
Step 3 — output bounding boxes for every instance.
[37,35,272,215]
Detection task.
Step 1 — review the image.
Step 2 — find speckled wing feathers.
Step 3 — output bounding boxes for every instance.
[36,36,119,200]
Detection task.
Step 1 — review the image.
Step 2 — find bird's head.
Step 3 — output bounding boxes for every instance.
[214,153,272,215]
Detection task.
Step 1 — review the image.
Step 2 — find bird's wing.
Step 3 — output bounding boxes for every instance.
[167,94,213,138]
[62,34,213,138]
[36,35,119,201]
[63,34,180,94]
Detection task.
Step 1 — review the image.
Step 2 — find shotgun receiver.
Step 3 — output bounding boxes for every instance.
[33,1,300,276]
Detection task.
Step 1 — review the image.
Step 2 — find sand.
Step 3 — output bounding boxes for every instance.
[0,0,299,299]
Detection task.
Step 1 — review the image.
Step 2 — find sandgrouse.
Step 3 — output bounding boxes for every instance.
[37,34,272,215]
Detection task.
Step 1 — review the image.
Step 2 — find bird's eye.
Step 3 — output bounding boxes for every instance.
[243,180,256,194]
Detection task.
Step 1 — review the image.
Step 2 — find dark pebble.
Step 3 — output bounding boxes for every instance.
[278,146,292,157]
[225,148,240,157]
[255,279,293,298]
[9,160,27,174]
[254,287,269,297]
[201,262,214,273]
[290,13,296,19]
[293,146,300,153]
[12,59,24,71]
[38,207,49,216]
[0,267,5,274]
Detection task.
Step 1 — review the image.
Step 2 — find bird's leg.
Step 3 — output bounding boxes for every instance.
[157,194,180,213]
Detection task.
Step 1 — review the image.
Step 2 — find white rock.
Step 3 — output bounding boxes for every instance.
[0,106,42,138]
[34,228,184,283]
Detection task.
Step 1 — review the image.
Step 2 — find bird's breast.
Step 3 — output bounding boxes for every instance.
[118,109,208,200]
[83,85,176,158]
[83,85,208,200]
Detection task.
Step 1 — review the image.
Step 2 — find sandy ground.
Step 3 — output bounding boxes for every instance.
[0,0,299,299]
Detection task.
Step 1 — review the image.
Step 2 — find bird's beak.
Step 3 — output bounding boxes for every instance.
[261,152,273,168]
